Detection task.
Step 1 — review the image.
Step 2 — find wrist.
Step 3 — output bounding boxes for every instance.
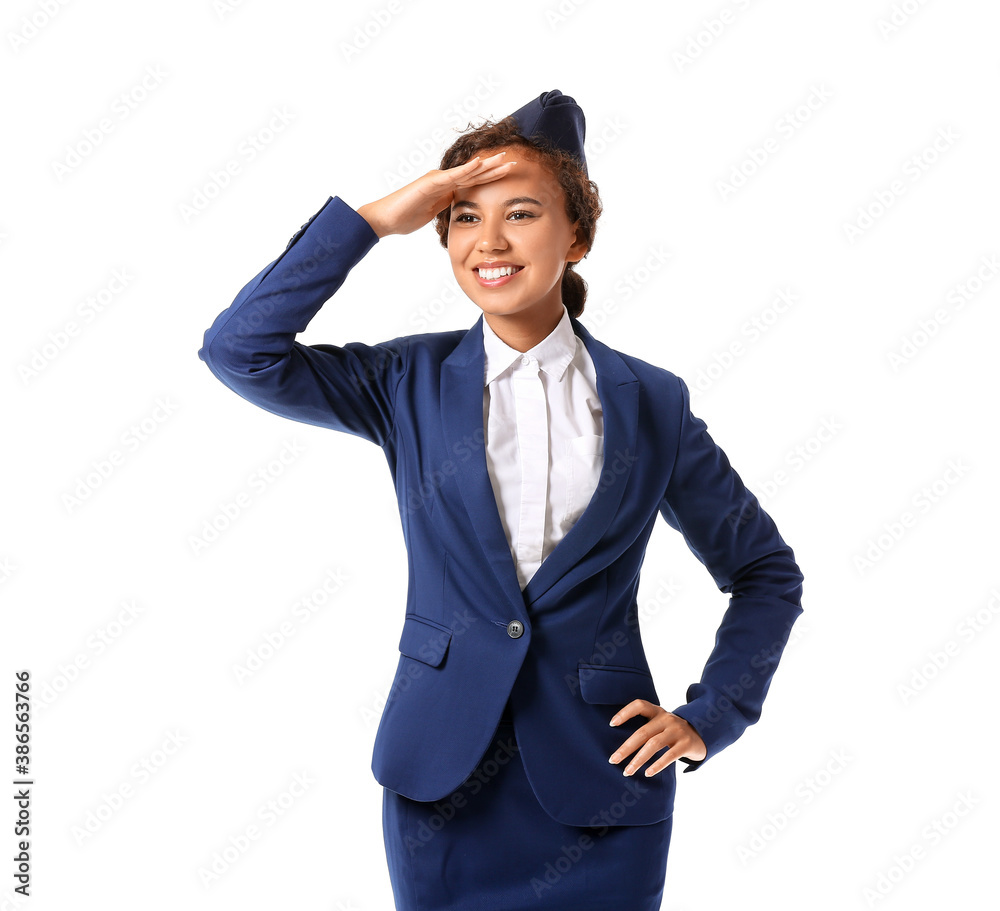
[356,203,389,239]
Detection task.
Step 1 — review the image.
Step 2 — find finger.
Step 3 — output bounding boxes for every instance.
[437,157,516,200]
[620,736,673,777]
[609,699,652,726]
[454,155,517,182]
[445,150,507,176]
[469,150,509,167]
[641,744,689,777]
[607,721,662,766]
[455,162,517,189]
[430,158,486,194]
[419,158,505,207]
[607,735,639,766]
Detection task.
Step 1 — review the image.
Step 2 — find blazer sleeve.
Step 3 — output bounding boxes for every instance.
[197,195,408,448]
[658,375,804,773]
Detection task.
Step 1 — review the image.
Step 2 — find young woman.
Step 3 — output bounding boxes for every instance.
[199,90,804,911]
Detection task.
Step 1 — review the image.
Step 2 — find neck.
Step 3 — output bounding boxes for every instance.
[483,304,564,353]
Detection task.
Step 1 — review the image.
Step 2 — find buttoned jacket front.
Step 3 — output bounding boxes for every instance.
[198,195,804,827]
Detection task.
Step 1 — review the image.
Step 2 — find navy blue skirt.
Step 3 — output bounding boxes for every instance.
[381,709,672,910]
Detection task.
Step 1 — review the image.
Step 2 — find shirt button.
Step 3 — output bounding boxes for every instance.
[506,620,524,639]
[520,356,531,366]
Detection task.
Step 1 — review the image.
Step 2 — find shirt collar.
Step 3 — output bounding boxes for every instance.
[482,304,579,387]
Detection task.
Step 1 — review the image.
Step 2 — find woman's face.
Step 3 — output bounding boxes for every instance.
[447,149,589,322]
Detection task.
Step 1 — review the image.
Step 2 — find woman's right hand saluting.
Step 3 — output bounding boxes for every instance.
[356,150,516,239]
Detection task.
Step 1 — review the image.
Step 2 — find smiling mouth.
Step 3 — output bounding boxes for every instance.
[474,265,524,287]
[475,265,524,279]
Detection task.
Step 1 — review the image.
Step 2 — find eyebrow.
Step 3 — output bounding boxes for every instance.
[451,196,545,210]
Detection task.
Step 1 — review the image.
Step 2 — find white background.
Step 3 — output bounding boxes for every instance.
[2,0,998,908]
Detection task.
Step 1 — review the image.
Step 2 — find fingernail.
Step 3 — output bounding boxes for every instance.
[608,753,620,763]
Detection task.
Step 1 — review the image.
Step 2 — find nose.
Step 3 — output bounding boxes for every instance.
[476,215,508,251]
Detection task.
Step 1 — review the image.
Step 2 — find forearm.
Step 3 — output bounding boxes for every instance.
[197,195,406,445]
[672,545,803,772]
[199,195,379,380]
[659,374,804,771]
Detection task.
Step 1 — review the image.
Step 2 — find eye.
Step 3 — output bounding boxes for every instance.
[452,210,537,224]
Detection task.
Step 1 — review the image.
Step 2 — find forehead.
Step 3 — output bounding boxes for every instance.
[456,153,564,207]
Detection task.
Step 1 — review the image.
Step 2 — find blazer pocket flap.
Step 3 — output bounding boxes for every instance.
[398,614,453,668]
[577,663,658,705]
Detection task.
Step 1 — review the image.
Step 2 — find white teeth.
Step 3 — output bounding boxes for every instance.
[478,266,520,279]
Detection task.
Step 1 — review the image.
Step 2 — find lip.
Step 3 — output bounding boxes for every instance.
[474,264,524,288]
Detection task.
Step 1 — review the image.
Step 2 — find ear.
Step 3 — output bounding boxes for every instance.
[567,221,589,263]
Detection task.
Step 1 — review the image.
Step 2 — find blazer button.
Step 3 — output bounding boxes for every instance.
[506,620,524,639]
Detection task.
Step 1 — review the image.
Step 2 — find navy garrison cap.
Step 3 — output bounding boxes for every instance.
[507,89,588,176]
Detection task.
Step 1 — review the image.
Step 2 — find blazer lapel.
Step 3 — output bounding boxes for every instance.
[440,314,638,618]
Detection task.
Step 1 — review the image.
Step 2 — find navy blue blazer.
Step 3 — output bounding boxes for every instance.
[198,195,804,827]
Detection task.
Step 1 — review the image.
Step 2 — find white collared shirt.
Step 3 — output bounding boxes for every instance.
[482,304,605,591]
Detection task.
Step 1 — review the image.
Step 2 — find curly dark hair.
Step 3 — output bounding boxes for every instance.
[433,116,602,319]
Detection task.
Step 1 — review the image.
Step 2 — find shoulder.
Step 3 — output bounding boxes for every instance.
[583,329,687,402]
[621,349,684,390]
